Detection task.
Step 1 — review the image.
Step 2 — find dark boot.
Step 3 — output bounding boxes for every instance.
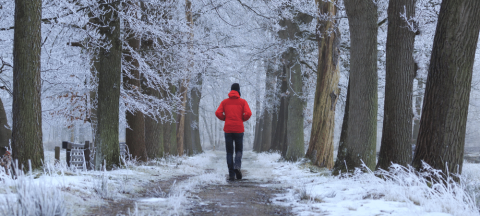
[234,169,242,180]
[228,173,235,181]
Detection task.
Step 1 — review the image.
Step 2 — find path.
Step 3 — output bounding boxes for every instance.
[85,151,293,215]
[188,151,293,215]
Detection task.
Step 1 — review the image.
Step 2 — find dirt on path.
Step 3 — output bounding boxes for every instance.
[87,175,192,216]
[87,151,294,215]
[187,151,293,216]
[188,177,292,215]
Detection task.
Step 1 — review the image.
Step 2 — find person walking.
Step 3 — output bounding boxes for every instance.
[215,83,252,181]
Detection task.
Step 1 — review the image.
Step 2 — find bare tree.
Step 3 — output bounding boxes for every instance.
[412,0,480,175]
[12,0,44,170]
[333,0,378,174]
[305,0,340,169]
[376,0,416,170]
[94,1,122,169]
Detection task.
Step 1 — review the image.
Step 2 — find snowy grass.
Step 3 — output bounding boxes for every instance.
[269,152,480,216]
[0,150,479,215]
[0,165,66,216]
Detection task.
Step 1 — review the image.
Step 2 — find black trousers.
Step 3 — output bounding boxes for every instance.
[225,133,243,177]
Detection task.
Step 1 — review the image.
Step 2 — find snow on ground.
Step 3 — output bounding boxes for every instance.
[0,150,478,215]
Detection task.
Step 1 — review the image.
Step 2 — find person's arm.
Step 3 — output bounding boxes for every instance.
[243,100,252,121]
[215,101,226,121]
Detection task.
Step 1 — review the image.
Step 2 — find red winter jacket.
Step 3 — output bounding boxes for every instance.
[215,90,252,133]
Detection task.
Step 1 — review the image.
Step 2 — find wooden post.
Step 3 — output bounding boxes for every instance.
[54,146,60,164]
[63,141,71,167]
[84,141,90,170]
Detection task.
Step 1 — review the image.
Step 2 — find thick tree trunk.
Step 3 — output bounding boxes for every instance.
[278,12,306,161]
[124,27,147,161]
[94,3,122,170]
[0,99,11,156]
[12,0,44,170]
[412,0,480,175]
[333,0,378,173]
[333,79,351,175]
[275,65,289,158]
[142,36,164,159]
[376,0,416,170]
[284,48,304,161]
[305,0,340,169]
[184,73,203,156]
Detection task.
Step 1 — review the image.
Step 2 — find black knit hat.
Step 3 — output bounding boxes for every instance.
[231,83,241,96]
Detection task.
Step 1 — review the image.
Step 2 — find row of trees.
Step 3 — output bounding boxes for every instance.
[3,0,320,171]
[254,0,480,177]
[6,0,211,170]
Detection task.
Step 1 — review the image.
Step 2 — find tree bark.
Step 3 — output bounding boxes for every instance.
[332,0,378,173]
[184,73,203,156]
[376,0,416,170]
[333,79,350,175]
[0,98,11,156]
[412,0,480,175]
[305,0,340,169]
[253,68,263,152]
[270,71,283,152]
[275,64,289,158]
[165,85,177,155]
[94,2,122,170]
[278,12,306,161]
[12,0,44,170]
[284,48,304,161]
[176,0,194,156]
[260,59,276,152]
[144,88,164,159]
[124,21,147,161]
[411,78,424,145]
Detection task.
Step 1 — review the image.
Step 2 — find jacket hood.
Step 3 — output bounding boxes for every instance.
[228,90,240,99]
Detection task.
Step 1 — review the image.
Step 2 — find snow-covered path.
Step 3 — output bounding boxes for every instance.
[0,150,478,215]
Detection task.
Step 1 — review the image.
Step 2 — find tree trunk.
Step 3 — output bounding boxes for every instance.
[142,35,164,159]
[333,0,378,173]
[376,0,416,170]
[253,69,262,152]
[0,98,11,156]
[305,0,340,169]
[411,78,424,145]
[274,65,289,158]
[94,2,122,170]
[254,117,264,152]
[333,79,351,175]
[260,59,276,152]
[124,23,147,161]
[12,0,44,170]
[176,0,194,156]
[283,47,304,161]
[278,11,306,161]
[164,84,177,155]
[412,0,480,175]
[184,73,203,156]
[270,72,282,152]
